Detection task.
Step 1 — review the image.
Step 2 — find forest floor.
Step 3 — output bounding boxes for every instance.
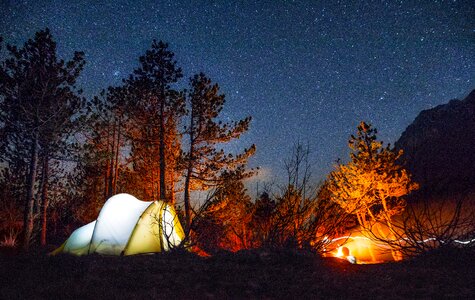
[1,247,474,299]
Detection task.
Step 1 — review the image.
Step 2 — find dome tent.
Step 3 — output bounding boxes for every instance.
[52,193,185,256]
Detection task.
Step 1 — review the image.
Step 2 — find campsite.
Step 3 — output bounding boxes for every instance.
[1,1,475,298]
[1,190,475,298]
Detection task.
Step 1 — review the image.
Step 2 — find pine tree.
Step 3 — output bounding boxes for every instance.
[0,29,85,249]
[78,85,133,213]
[326,121,418,260]
[182,73,255,230]
[251,192,276,246]
[194,170,253,252]
[126,40,184,201]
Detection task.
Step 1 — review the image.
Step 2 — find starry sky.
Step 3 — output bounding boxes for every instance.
[1,0,474,185]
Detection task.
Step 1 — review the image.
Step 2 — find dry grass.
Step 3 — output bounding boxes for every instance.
[0,247,474,299]
[0,229,20,248]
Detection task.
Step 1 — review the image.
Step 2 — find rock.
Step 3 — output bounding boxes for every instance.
[395,89,475,197]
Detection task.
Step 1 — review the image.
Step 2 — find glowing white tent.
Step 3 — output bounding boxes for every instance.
[52,193,185,256]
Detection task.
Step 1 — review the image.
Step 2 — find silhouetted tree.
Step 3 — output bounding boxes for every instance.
[0,29,85,249]
[75,86,134,217]
[251,192,276,245]
[126,40,184,201]
[182,73,255,230]
[193,170,253,253]
[388,194,475,257]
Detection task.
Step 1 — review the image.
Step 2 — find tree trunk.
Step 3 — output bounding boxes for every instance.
[169,172,176,205]
[22,136,38,251]
[183,104,196,232]
[104,125,111,200]
[104,160,110,200]
[113,120,121,195]
[381,196,402,261]
[357,213,377,262]
[36,160,46,216]
[151,165,156,201]
[242,223,247,249]
[184,163,192,232]
[107,122,116,198]
[159,98,167,200]
[40,154,49,246]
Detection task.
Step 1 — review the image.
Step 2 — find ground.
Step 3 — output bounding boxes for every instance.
[0,247,474,299]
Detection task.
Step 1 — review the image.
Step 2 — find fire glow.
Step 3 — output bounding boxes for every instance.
[329,235,475,264]
[330,235,393,264]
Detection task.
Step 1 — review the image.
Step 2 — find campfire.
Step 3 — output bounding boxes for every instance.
[328,235,394,264]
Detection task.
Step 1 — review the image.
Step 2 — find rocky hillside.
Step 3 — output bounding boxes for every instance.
[395,89,475,197]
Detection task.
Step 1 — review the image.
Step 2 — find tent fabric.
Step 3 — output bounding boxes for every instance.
[90,194,152,255]
[52,193,185,256]
[51,221,97,256]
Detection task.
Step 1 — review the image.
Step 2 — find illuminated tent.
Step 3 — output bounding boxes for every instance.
[52,193,185,256]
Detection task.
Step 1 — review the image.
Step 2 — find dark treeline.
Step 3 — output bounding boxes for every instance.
[0,29,256,250]
[0,29,350,254]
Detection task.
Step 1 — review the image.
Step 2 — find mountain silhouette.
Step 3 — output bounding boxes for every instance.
[395,89,475,197]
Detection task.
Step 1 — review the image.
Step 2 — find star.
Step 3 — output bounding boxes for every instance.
[0,0,473,182]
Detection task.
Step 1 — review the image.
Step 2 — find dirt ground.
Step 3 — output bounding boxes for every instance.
[1,247,474,299]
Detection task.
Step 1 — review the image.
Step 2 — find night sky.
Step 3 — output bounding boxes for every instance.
[1,0,474,185]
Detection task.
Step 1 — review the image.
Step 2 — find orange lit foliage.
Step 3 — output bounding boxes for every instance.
[78,85,182,217]
[127,113,182,203]
[193,142,350,253]
[259,142,355,252]
[193,172,253,253]
[182,73,255,230]
[124,40,185,202]
[326,122,418,260]
[74,86,134,223]
[258,185,350,252]
[79,41,185,210]
[266,186,320,248]
[194,183,348,253]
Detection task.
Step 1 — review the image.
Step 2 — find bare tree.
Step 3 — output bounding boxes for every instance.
[261,142,351,252]
[369,195,475,257]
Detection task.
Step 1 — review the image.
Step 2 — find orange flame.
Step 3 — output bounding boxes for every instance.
[330,235,394,264]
